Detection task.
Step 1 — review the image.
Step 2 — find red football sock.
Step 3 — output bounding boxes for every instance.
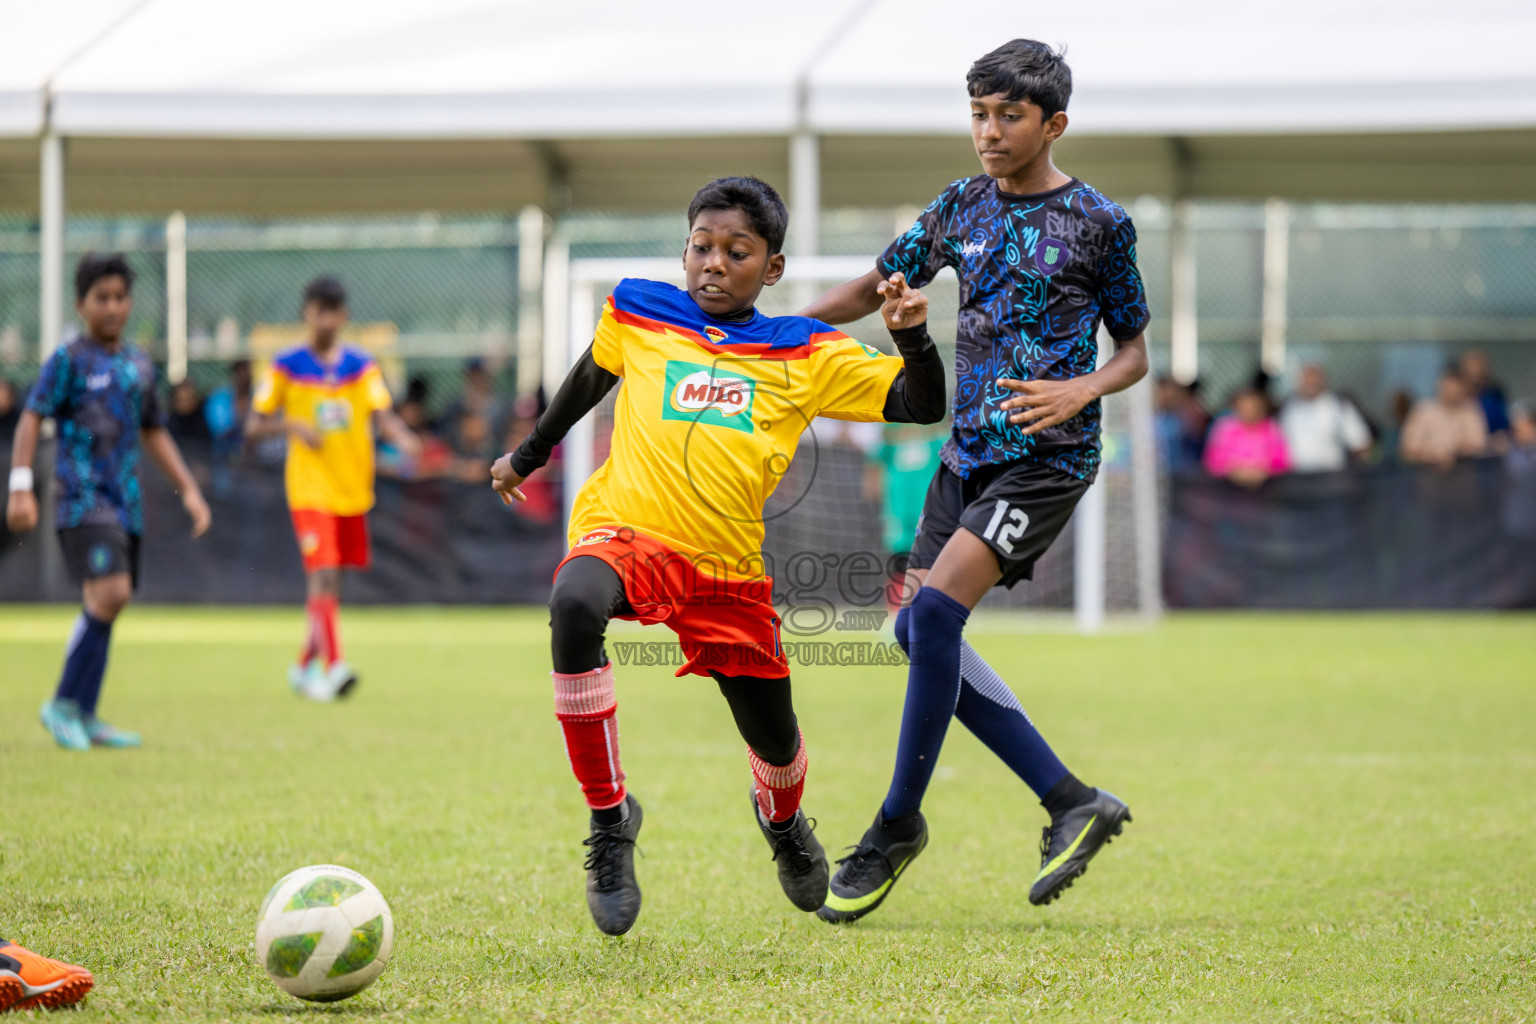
[552,664,626,811]
[299,601,322,665]
[750,731,808,823]
[309,595,342,668]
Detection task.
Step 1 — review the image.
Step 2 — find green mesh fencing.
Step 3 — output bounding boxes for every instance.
[1,203,1535,427]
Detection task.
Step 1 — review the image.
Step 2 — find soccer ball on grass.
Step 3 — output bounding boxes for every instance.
[255,865,394,1002]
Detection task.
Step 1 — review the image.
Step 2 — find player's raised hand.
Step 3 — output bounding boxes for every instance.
[878,273,928,330]
[997,377,1097,436]
[6,490,38,533]
[490,452,528,505]
[183,489,212,538]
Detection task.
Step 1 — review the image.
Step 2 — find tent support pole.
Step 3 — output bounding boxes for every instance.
[1261,198,1290,377]
[166,211,188,384]
[790,129,820,308]
[540,228,570,406]
[40,130,65,361]
[1169,199,1198,385]
[1168,139,1198,385]
[37,124,66,596]
[517,205,545,398]
[790,130,820,259]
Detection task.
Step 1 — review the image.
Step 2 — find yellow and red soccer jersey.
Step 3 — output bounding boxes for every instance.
[569,278,904,575]
[253,345,394,515]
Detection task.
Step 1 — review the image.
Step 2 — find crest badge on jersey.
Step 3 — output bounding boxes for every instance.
[1034,238,1072,277]
[703,325,729,342]
[662,360,756,433]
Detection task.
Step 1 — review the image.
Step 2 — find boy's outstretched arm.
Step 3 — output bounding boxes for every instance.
[997,333,1149,436]
[141,426,211,537]
[799,268,886,325]
[5,410,42,533]
[491,344,618,505]
[373,408,422,462]
[245,408,322,450]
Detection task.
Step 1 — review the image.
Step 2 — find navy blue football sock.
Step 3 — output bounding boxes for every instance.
[955,647,1070,799]
[75,613,115,717]
[882,587,969,819]
[55,610,113,711]
[896,604,1072,800]
[893,604,912,654]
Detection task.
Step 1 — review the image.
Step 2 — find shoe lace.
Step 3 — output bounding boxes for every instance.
[767,817,819,871]
[1038,825,1057,868]
[582,828,636,892]
[834,840,892,887]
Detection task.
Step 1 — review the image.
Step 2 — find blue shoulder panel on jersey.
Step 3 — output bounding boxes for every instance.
[612,278,833,350]
[273,345,373,384]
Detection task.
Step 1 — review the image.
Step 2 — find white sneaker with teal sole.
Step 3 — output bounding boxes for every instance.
[323,661,359,700]
[39,699,91,751]
[298,661,359,702]
[83,714,141,748]
[288,658,323,696]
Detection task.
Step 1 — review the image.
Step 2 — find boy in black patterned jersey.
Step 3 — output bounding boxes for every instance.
[802,39,1148,922]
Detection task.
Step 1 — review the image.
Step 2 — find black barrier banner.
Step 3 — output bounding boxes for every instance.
[1,442,566,604]
[7,448,1535,609]
[1165,457,1536,609]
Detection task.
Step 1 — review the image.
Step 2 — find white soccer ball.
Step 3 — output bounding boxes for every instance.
[255,865,394,1002]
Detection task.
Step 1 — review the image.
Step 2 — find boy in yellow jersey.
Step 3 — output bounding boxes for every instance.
[247,277,418,701]
[491,177,945,935]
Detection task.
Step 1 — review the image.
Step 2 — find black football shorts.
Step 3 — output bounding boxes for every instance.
[58,524,141,589]
[907,459,1088,589]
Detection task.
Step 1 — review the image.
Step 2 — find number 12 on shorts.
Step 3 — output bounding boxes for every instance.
[981,499,1030,553]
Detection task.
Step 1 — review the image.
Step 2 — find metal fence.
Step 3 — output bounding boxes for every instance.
[2,199,1535,425]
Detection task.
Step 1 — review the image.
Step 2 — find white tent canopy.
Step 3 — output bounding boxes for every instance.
[3,0,1536,218]
[5,0,1536,370]
[3,0,1532,139]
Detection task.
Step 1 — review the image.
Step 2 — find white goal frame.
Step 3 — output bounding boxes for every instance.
[543,250,1162,631]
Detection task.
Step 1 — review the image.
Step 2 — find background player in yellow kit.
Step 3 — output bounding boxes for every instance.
[491,177,945,935]
[246,277,418,701]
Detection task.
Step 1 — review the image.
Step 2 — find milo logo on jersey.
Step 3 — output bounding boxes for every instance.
[662,360,756,433]
[314,398,354,433]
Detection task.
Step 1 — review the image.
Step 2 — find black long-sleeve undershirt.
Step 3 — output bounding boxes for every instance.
[882,323,945,425]
[507,345,618,478]
[508,322,945,478]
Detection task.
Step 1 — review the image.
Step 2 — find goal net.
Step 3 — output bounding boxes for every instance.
[546,253,1162,632]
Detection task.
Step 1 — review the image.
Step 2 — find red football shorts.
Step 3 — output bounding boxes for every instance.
[556,526,788,679]
[291,509,371,573]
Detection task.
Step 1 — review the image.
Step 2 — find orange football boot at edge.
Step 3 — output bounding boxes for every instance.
[0,940,93,1012]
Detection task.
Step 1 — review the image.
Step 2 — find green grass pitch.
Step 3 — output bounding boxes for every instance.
[2,607,1533,1022]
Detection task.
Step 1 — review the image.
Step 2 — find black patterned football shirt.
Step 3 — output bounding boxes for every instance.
[878,175,1150,482]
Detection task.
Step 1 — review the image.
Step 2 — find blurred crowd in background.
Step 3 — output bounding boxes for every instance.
[3,341,1535,539]
[1159,348,1536,512]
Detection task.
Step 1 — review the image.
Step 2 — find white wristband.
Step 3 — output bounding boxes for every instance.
[8,466,34,493]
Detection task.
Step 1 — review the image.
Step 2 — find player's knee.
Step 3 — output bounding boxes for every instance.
[87,578,131,622]
[308,569,340,598]
[749,727,801,769]
[906,587,967,673]
[908,586,957,633]
[548,586,608,650]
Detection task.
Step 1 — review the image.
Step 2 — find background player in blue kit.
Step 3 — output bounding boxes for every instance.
[802,39,1150,921]
[6,253,211,751]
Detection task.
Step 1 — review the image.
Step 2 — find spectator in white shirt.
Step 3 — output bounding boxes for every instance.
[1279,364,1372,472]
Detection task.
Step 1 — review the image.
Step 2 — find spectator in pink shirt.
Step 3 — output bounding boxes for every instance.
[1203,387,1292,488]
